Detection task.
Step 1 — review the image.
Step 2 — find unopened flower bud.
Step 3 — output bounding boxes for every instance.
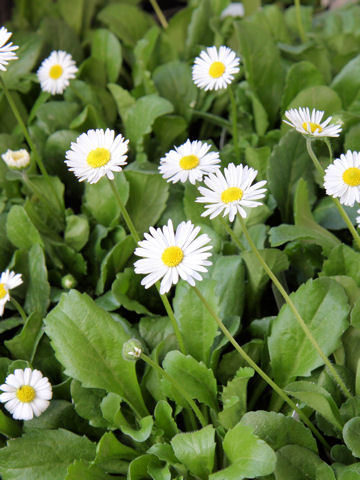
[122,338,142,361]
[61,274,77,290]
[1,149,30,169]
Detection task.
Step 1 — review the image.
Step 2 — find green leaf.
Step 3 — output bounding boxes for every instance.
[242,249,289,309]
[70,380,108,429]
[44,290,148,417]
[313,197,358,231]
[268,277,350,386]
[186,0,214,56]
[212,255,245,319]
[173,281,218,364]
[94,432,137,474]
[108,84,135,122]
[36,101,80,134]
[321,244,360,287]
[24,244,50,317]
[154,400,178,440]
[210,423,276,479]
[285,381,343,430]
[162,351,218,410]
[267,131,314,222]
[240,410,317,452]
[343,417,360,458]
[83,173,129,227]
[5,312,43,362]
[111,268,151,315]
[98,3,154,47]
[6,205,43,249]
[245,146,271,182]
[281,61,325,111]
[91,29,122,84]
[124,170,169,235]
[153,61,197,120]
[0,429,95,480]
[332,54,360,108]
[124,95,173,150]
[275,445,325,480]
[235,20,285,124]
[65,215,89,252]
[316,463,336,480]
[171,426,216,479]
[66,460,113,480]
[219,367,254,430]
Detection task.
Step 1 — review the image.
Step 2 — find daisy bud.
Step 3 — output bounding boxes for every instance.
[122,339,143,361]
[1,149,30,169]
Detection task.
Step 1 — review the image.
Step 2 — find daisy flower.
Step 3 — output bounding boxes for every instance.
[0,270,23,316]
[37,50,78,95]
[65,128,129,184]
[1,149,30,169]
[0,27,18,71]
[196,163,267,222]
[0,368,52,420]
[192,46,240,91]
[283,107,342,137]
[324,150,360,206]
[159,139,220,184]
[220,2,245,19]
[134,219,212,294]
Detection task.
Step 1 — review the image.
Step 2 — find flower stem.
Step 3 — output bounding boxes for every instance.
[140,352,207,428]
[149,0,168,28]
[228,87,239,159]
[108,177,186,354]
[192,110,231,129]
[192,285,330,450]
[294,0,307,43]
[0,77,63,213]
[10,297,26,322]
[237,213,353,400]
[306,138,360,250]
[220,216,245,250]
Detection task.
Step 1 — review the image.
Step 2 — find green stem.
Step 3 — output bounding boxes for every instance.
[140,352,207,428]
[149,0,168,28]
[192,285,330,450]
[10,297,26,322]
[324,137,333,163]
[108,178,140,242]
[108,177,186,354]
[192,110,231,129]
[157,286,186,355]
[306,139,360,250]
[294,0,306,43]
[238,214,353,400]
[228,87,239,159]
[0,77,63,213]
[220,217,245,251]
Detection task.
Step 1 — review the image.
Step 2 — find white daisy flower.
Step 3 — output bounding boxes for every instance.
[159,139,220,185]
[324,150,360,206]
[65,128,129,184]
[0,368,52,421]
[196,163,267,222]
[1,149,30,169]
[0,270,23,317]
[192,46,240,91]
[283,107,342,137]
[0,27,18,72]
[134,219,212,294]
[220,2,245,19]
[37,50,78,95]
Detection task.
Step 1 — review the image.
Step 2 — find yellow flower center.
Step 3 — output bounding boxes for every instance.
[161,246,184,267]
[49,64,63,79]
[209,61,225,79]
[179,154,199,170]
[0,283,6,299]
[221,187,243,203]
[86,148,111,168]
[12,152,24,162]
[342,167,360,187]
[16,385,36,403]
[302,122,323,134]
